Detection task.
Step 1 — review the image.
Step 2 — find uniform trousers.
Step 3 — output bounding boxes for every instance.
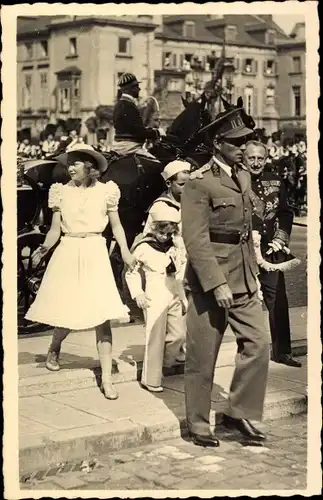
[142,278,186,387]
[259,269,292,359]
[185,290,270,437]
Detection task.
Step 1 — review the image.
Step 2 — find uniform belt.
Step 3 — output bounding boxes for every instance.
[209,230,250,245]
[64,232,102,238]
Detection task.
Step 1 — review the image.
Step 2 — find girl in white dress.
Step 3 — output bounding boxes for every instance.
[26,148,135,400]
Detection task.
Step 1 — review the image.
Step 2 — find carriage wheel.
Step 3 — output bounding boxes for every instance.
[17,231,52,335]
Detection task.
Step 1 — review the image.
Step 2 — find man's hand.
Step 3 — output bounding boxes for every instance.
[135,293,151,310]
[213,283,234,308]
[266,239,284,255]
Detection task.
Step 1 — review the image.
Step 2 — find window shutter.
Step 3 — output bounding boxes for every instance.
[235,57,240,72]
[172,53,177,68]
[253,60,258,74]
[253,87,258,116]
[180,54,184,69]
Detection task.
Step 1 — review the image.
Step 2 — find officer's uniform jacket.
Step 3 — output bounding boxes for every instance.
[250,171,294,252]
[181,156,258,295]
[113,95,159,143]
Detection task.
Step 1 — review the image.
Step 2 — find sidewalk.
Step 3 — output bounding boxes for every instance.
[19,306,307,473]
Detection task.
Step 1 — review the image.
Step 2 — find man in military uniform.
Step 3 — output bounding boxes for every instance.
[181,105,270,448]
[112,73,160,158]
[244,140,302,368]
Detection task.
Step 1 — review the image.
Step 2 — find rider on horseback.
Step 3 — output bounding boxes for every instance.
[112,73,160,159]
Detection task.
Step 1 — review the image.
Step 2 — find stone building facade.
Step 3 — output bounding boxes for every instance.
[17,14,306,138]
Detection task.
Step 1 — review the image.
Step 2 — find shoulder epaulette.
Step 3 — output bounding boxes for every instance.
[189,161,212,180]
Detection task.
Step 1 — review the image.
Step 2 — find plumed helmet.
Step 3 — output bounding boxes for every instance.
[118,73,141,88]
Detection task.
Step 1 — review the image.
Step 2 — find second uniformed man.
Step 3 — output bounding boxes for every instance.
[181,105,270,447]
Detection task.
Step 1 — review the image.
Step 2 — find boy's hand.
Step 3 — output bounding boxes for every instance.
[135,293,151,310]
[181,299,188,316]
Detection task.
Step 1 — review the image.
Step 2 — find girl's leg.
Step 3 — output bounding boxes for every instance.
[46,327,70,371]
[95,320,118,400]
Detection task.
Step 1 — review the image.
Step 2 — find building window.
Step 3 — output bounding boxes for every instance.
[40,40,48,58]
[265,60,275,76]
[73,77,80,98]
[172,53,177,68]
[244,86,254,115]
[163,52,171,68]
[58,87,71,112]
[182,53,193,70]
[292,86,301,116]
[184,22,195,38]
[244,58,253,74]
[25,43,33,60]
[69,37,77,56]
[266,30,276,45]
[292,56,301,73]
[167,79,182,92]
[118,37,130,54]
[225,25,237,42]
[22,74,32,109]
[265,86,275,105]
[39,72,48,108]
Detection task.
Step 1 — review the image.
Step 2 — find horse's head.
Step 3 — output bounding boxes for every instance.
[166,93,209,144]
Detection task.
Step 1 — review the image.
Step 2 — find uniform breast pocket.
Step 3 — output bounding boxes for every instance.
[211,197,237,224]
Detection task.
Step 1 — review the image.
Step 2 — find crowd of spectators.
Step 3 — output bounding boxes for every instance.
[17,126,307,216]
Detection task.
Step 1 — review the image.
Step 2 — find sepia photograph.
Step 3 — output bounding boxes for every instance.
[2,2,321,497]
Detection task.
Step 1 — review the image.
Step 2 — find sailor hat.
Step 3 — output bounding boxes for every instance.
[162,160,191,181]
[150,204,181,224]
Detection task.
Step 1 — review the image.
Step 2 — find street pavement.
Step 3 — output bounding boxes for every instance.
[21,413,308,492]
[17,219,311,488]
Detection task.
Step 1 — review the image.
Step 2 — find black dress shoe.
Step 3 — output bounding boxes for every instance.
[272,354,302,368]
[222,414,266,441]
[189,432,220,448]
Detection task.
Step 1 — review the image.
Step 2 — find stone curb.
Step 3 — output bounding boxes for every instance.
[19,340,306,398]
[19,391,307,474]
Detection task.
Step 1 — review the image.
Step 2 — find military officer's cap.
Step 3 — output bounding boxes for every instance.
[197,97,255,140]
[162,160,191,181]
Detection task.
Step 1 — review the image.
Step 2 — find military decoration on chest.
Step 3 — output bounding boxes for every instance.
[251,178,281,221]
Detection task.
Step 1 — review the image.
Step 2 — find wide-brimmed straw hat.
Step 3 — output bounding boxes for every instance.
[55,148,108,173]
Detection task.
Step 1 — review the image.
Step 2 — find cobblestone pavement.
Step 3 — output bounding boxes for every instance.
[21,413,307,491]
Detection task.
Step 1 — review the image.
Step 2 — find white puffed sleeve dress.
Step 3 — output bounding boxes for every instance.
[25,180,129,329]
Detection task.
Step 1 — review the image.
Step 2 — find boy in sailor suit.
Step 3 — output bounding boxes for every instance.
[143,160,191,357]
[125,205,187,393]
